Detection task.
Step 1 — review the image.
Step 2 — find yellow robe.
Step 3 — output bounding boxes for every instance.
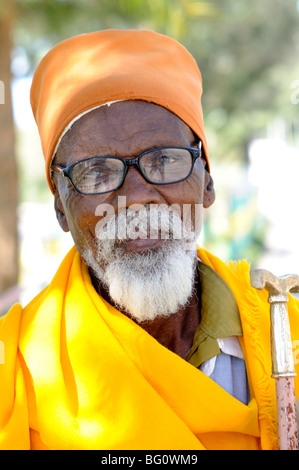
[1,246,299,450]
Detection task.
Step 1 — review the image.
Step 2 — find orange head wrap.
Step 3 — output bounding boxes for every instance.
[30,29,210,192]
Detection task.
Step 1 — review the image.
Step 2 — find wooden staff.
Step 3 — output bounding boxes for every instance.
[250,269,299,450]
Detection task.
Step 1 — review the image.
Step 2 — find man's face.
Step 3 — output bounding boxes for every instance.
[52,100,215,321]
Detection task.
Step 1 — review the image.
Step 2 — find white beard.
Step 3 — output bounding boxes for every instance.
[82,205,199,322]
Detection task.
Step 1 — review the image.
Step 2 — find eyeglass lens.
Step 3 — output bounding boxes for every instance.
[70,148,195,194]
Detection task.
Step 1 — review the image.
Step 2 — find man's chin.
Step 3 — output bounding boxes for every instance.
[95,240,197,322]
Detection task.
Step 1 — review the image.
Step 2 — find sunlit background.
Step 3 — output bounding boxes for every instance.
[1,0,299,313]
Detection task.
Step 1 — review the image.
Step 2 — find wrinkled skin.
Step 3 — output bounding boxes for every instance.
[52,100,215,358]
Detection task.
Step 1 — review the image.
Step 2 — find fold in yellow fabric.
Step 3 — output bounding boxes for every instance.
[1,245,299,450]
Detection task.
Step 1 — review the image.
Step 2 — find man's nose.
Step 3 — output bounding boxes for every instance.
[116,165,164,208]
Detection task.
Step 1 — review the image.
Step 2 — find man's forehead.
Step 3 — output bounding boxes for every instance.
[55,100,197,164]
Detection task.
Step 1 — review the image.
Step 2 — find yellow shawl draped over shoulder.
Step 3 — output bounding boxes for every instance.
[1,246,299,450]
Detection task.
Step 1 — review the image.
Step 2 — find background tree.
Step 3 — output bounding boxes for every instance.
[0,1,18,294]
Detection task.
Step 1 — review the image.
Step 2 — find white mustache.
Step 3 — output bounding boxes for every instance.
[95,203,200,243]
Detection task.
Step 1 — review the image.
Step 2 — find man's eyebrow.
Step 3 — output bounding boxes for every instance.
[51,153,67,168]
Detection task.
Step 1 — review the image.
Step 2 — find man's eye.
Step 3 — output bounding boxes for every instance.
[89,165,110,177]
[150,154,169,165]
[158,154,178,164]
[91,169,103,177]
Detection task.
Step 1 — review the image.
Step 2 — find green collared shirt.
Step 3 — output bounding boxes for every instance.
[186,260,243,368]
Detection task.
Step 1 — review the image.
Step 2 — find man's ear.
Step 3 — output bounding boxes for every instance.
[203,169,215,209]
[52,181,70,232]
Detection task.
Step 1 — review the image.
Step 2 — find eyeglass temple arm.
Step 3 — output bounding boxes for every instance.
[50,165,68,183]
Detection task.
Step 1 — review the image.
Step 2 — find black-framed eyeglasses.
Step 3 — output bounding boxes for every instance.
[51,142,202,195]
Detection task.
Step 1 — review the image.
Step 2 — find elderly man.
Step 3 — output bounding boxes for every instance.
[1,30,299,451]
